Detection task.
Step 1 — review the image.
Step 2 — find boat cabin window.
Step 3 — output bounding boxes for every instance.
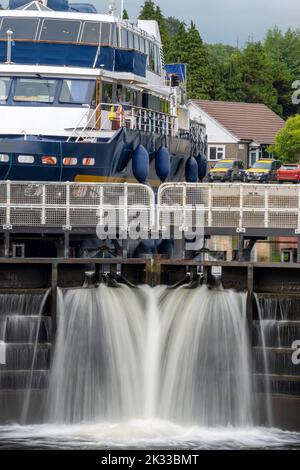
[42,156,57,165]
[103,82,113,104]
[133,34,139,51]
[14,78,57,103]
[40,19,81,43]
[101,23,111,44]
[18,155,34,164]
[111,24,117,47]
[80,21,100,44]
[128,31,134,49]
[0,154,9,162]
[59,79,94,105]
[121,28,128,48]
[83,157,95,166]
[63,157,77,165]
[0,17,39,40]
[139,37,145,53]
[0,77,11,101]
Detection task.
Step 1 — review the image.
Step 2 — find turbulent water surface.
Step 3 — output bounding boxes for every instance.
[0,422,299,450]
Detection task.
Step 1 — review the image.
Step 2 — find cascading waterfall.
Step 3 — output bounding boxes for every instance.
[48,285,146,423]
[0,292,50,423]
[254,294,274,426]
[158,286,253,426]
[48,283,253,427]
[21,291,50,424]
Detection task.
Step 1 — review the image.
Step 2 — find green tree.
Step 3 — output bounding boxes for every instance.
[184,22,214,99]
[139,1,170,58]
[122,9,129,20]
[139,0,156,19]
[232,41,278,111]
[273,115,300,163]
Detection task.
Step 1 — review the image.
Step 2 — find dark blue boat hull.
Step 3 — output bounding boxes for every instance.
[0,128,191,185]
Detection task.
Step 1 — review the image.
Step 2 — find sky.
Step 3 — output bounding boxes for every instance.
[2,0,300,45]
[104,0,300,45]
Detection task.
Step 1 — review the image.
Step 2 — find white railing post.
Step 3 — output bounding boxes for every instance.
[238,184,244,231]
[41,184,46,225]
[182,183,187,233]
[297,185,300,233]
[99,185,104,230]
[123,183,128,236]
[6,181,11,229]
[208,184,212,227]
[264,186,269,229]
[130,107,135,130]
[65,183,70,230]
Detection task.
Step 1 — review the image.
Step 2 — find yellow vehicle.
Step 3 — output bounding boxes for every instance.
[208,159,245,182]
[245,159,281,183]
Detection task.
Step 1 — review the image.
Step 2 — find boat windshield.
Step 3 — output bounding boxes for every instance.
[13,78,57,103]
[252,161,272,169]
[0,17,39,40]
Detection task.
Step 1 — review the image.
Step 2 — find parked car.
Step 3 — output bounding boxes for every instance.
[277,164,300,183]
[208,159,245,182]
[244,159,281,183]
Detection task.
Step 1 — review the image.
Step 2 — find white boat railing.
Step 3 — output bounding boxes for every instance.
[67,102,178,141]
[0,182,300,233]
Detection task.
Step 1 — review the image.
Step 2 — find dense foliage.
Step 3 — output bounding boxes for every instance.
[138,1,300,118]
[272,115,300,163]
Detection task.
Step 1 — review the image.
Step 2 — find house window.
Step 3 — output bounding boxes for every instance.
[208,145,225,161]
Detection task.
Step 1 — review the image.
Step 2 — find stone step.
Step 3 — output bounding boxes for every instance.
[0,370,48,390]
[253,347,300,375]
[254,373,300,396]
[0,316,51,343]
[253,320,300,348]
[0,343,51,370]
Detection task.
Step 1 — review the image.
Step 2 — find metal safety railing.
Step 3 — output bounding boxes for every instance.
[157,183,300,233]
[0,182,155,231]
[67,102,178,142]
[1,181,300,233]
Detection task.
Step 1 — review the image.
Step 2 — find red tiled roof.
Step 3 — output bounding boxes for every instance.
[192,100,285,144]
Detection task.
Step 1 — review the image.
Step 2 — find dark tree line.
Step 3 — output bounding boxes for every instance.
[138,0,300,118]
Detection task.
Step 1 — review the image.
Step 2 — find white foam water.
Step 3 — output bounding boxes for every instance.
[0,421,299,450]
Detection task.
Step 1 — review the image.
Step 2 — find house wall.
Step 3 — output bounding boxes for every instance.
[188,103,238,144]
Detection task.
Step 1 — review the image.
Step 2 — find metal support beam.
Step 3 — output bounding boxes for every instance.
[64,232,70,259]
[203,265,212,284]
[50,263,58,356]
[173,236,185,260]
[237,234,244,262]
[122,238,128,259]
[4,231,10,258]
[246,265,254,343]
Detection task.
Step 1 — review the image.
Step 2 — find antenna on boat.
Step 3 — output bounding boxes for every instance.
[120,0,124,19]
[5,30,13,64]
[108,0,116,16]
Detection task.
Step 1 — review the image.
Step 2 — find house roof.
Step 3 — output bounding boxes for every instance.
[191,100,285,145]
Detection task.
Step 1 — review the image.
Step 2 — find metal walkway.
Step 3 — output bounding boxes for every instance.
[0,181,299,236]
